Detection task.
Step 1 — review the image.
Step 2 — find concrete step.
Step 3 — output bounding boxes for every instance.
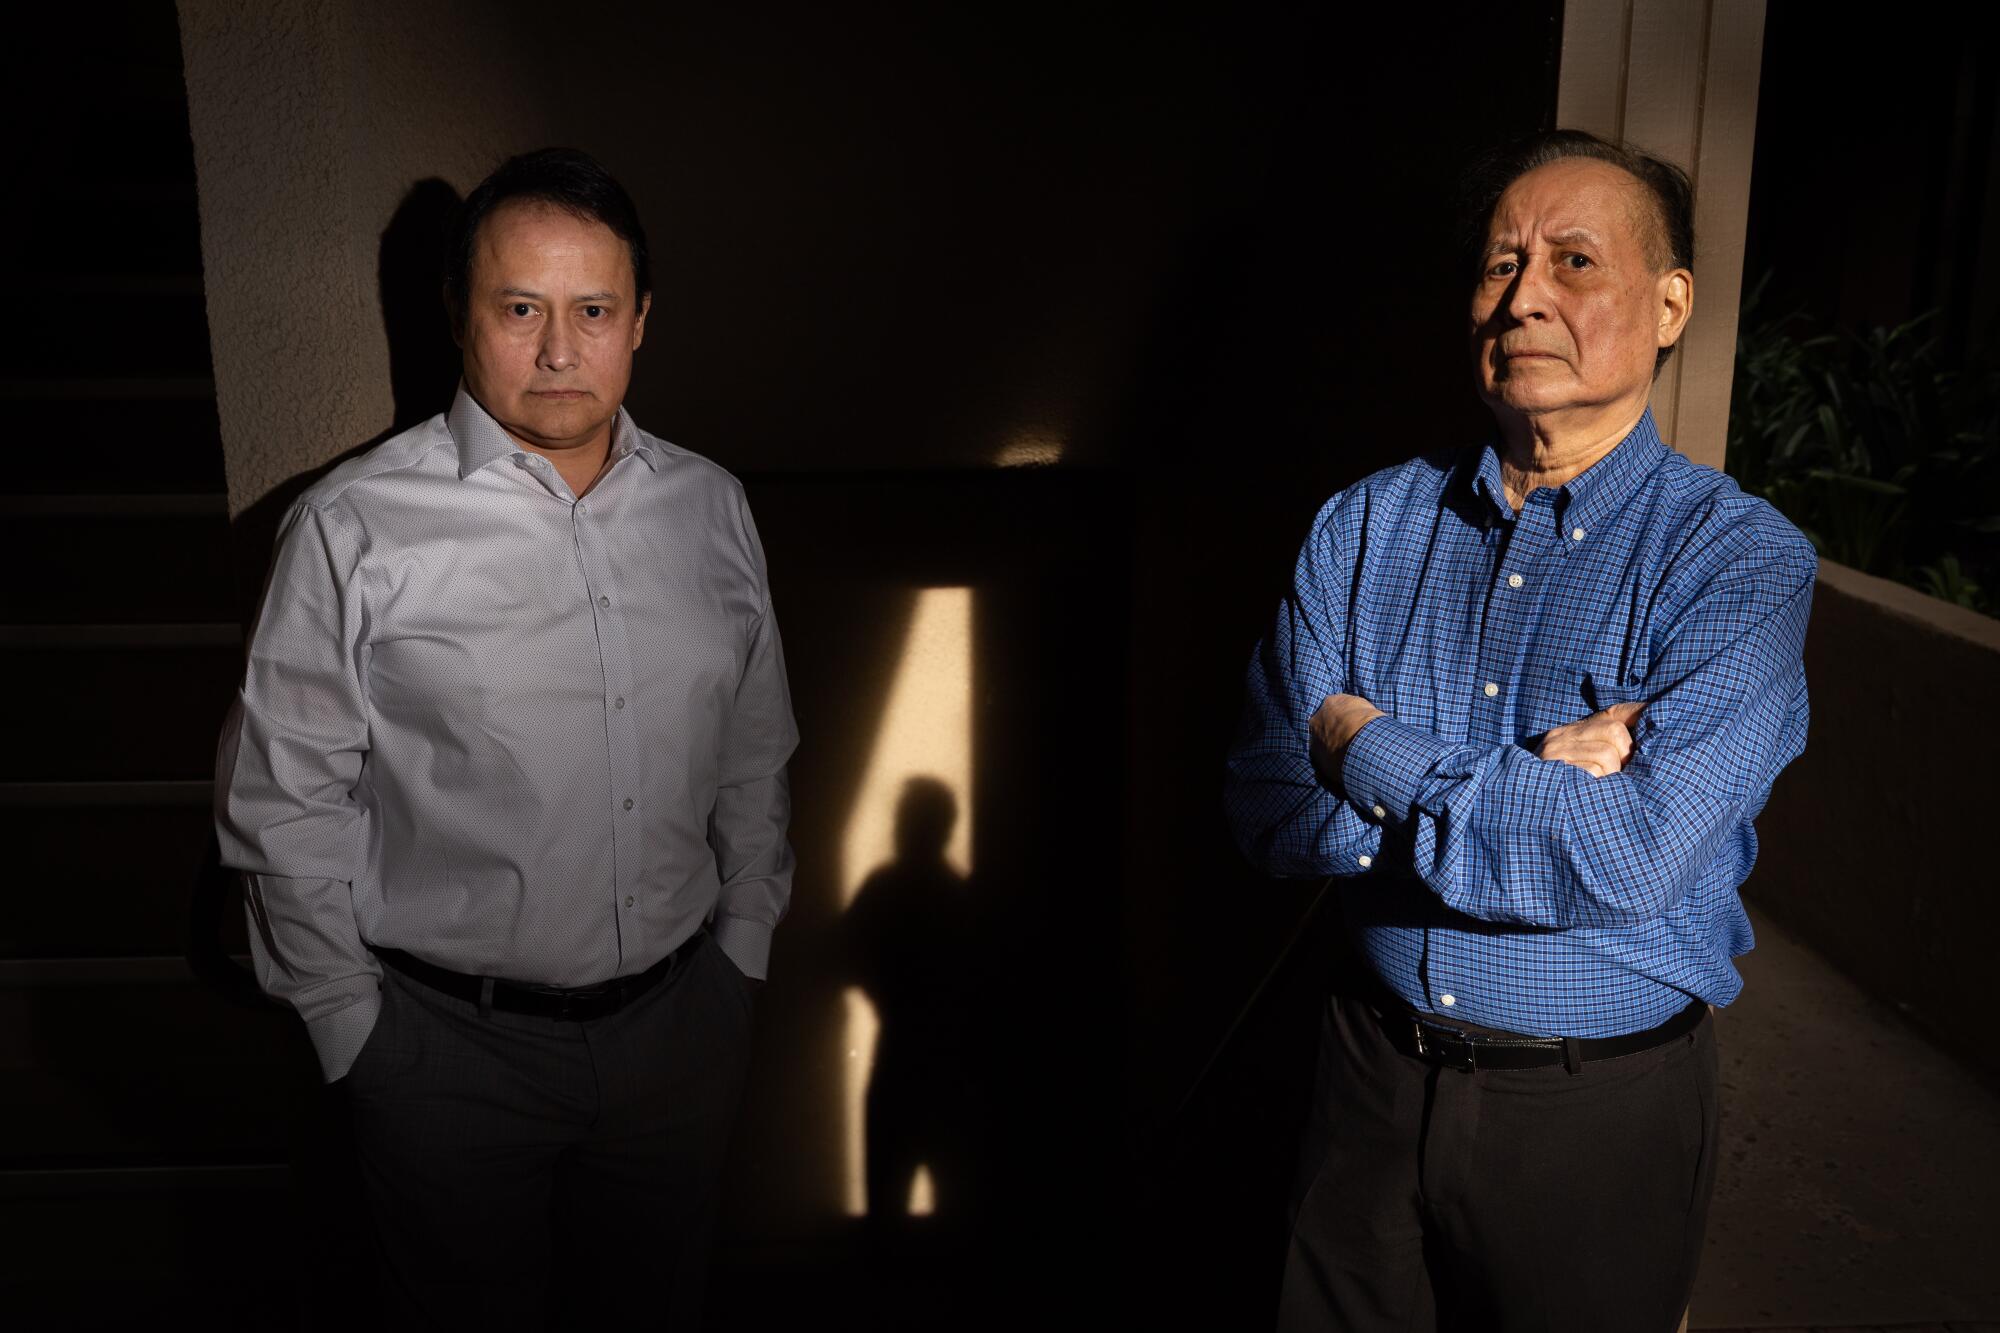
[33,90,196,187]
[0,1165,296,1327]
[9,3,190,78]
[0,638,241,781]
[0,285,213,377]
[21,201,201,280]
[0,971,299,1165]
[1,796,232,959]
[5,499,234,621]
[2,386,226,494]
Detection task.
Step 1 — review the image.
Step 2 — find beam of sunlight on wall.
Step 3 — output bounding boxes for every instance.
[992,430,1065,468]
[841,985,879,1218]
[839,587,974,1218]
[838,588,973,899]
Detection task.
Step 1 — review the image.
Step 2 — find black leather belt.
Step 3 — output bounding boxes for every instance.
[373,933,698,1022]
[1380,996,1707,1074]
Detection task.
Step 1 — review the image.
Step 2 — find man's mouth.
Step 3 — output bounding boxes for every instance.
[532,390,588,399]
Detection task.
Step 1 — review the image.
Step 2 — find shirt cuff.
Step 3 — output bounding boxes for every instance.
[711,916,773,980]
[307,988,382,1084]
[1341,716,1459,824]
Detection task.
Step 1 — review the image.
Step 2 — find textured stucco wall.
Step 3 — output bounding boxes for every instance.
[1747,562,2000,1078]
[178,0,557,518]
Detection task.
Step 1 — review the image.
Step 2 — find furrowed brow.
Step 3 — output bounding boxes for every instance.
[1544,228,1606,249]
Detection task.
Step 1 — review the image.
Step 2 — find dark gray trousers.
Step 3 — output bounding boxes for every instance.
[341,929,756,1331]
[1277,986,1720,1333]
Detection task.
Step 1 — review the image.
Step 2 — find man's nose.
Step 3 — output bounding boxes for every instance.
[1503,262,1550,321]
[538,319,577,372]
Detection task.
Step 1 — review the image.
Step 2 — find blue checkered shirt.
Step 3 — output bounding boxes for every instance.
[1225,410,1816,1038]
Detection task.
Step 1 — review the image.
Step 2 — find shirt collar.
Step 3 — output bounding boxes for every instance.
[1469,440,1511,521]
[1467,407,1669,529]
[448,382,657,479]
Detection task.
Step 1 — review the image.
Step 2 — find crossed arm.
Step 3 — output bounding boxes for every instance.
[1314,694,1646,783]
[1225,510,1817,932]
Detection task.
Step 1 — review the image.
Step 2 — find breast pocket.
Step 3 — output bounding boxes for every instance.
[1578,666,1647,712]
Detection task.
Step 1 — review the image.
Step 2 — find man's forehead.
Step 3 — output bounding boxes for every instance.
[470,201,635,285]
[1482,222,1617,257]
[478,200,617,249]
[1484,159,1652,249]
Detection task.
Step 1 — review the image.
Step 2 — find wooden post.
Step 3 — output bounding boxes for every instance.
[1556,0,1768,472]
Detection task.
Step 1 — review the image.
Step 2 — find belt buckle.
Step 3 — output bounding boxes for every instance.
[522,981,613,1021]
[1412,1018,1477,1073]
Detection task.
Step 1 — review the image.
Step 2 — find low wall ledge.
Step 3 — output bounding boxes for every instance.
[1815,559,2000,655]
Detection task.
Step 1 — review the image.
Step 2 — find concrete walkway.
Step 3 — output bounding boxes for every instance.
[1692,905,2000,1329]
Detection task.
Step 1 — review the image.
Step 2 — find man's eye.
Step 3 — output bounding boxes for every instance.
[583,306,605,319]
[1487,261,1518,279]
[510,303,535,317]
[1564,253,1592,270]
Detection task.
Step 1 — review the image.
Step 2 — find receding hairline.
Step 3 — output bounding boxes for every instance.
[464,197,646,298]
[472,195,629,246]
[1490,156,1678,274]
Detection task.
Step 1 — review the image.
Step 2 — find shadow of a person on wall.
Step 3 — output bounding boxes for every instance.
[844,776,992,1237]
[377,177,464,438]
[224,176,463,625]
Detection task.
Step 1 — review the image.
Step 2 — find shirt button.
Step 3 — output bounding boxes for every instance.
[1357,854,1372,868]
[598,595,611,608]
[1507,573,1523,589]
[1571,527,1586,542]
[614,697,625,710]
[1440,993,1456,1007]
[579,502,590,514]
[1372,804,1386,819]
[1483,682,1499,698]
[623,797,634,811]
[624,895,635,908]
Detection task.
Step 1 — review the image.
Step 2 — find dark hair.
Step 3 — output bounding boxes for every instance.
[1457,129,1694,373]
[443,147,652,333]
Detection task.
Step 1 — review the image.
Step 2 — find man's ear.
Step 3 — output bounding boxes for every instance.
[1656,269,1693,349]
[444,286,464,349]
[632,292,652,351]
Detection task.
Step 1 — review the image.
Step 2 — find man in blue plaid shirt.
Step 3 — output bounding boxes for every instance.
[1226,130,1815,1330]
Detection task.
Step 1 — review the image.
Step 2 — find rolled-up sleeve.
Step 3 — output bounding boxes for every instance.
[214,500,380,1082]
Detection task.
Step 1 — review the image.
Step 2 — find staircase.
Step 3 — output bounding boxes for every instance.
[1,4,320,1324]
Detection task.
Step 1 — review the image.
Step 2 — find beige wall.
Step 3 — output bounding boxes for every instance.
[178,0,557,518]
[1748,563,2000,1078]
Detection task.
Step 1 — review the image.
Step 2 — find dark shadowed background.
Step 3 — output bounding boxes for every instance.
[67,3,1959,1328]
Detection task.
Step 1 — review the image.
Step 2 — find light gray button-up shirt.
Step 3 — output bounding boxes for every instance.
[216,387,797,1081]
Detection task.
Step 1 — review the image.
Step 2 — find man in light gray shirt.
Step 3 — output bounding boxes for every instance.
[216,147,796,1329]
